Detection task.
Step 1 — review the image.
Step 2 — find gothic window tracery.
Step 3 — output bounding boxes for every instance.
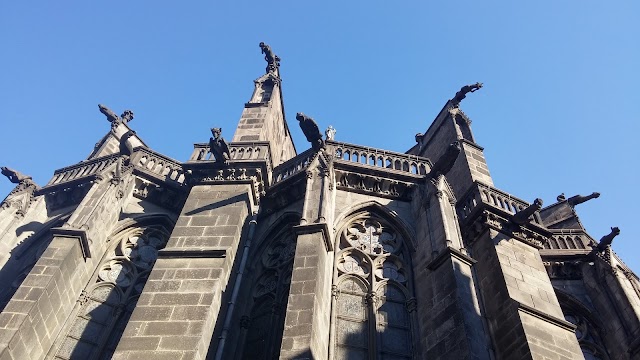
[332,212,415,360]
[241,223,297,360]
[51,224,169,360]
[563,312,610,360]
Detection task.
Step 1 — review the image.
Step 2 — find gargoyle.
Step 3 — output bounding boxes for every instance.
[98,104,134,124]
[568,192,600,206]
[296,113,324,151]
[209,128,230,164]
[596,227,620,251]
[429,142,461,177]
[259,42,281,73]
[1,167,32,184]
[119,130,136,157]
[513,198,543,225]
[451,82,483,107]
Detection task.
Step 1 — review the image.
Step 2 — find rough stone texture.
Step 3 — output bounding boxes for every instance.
[113,184,252,360]
[279,231,333,360]
[471,229,583,359]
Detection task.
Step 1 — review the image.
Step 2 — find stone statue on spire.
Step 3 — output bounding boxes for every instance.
[451,83,483,107]
[259,42,280,74]
[98,104,134,128]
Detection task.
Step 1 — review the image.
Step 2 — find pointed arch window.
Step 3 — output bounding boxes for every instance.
[240,223,297,360]
[331,213,416,360]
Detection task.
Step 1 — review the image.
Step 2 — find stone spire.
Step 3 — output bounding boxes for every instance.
[231,43,296,166]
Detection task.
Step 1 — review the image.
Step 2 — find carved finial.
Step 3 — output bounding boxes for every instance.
[415,133,424,143]
[513,198,543,225]
[597,227,620,251]
[429,142,461,177]
[209,127,231,164]
[296,113,324,151]
[259,42,280,74]
[325,126,336,141]
[557,193,566,202]
[567,192,600,207]
[1,167,32,184]
[451,82,483,107]
[120,110,134,123]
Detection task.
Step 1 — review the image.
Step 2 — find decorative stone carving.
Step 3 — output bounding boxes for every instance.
[596,227,620,251]
[567,192,600,206]
[334,213,415,358]
[335,171,414,200]
[429,142,461,176]
[132,179,186,213]
[451,82,483,107]
[544,261,583,279]
[119,130,136,158]
[259,42,281,74]
[1,167,39,216]
[99,104,134,128]
[1,167,32,184]
[208,127,231,164]
[512,198,543,225]
[296,112,325,151]
[325,125,336,141]
[44,182,92,211]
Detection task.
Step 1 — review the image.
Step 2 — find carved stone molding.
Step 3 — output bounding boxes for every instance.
[335,170,414,200]
[190,166,266,205]
[0,179,39,217]
[464,210,547,249]
[42,182,92,212]
[543,261,584,279]
[51,226,92,259]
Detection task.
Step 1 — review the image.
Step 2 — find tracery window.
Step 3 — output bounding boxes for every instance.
[331,213,416,360]
[564,312,610,360]
[241,224,296,360]
[50,224,169,360]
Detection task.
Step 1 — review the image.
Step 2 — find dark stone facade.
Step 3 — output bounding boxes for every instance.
[1,47,639,360]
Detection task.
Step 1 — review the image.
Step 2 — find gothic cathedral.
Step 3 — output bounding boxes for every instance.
[0,44,638,360]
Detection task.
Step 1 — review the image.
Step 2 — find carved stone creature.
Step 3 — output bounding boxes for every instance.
[568,192,600,206]
[119,130,136,157]
[325,126,336,141]
[451,82,483,107]
[513,198,543,225]
[209,128,231,164]
[259,42,280,73]
[98,104,134,124]
[596,227,620,251]
[429,142,461,176]
[296,113,324,151]
[1,167,32,184]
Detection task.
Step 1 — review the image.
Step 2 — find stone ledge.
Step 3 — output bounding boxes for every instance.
[50,227,91,259]
[158,248,227,258]
[293,222,333,252]
[516,301,576,332]
[427,246,477,270]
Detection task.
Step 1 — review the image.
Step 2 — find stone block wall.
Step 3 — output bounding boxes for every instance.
[114,184,253,360]
[471,228,583,359]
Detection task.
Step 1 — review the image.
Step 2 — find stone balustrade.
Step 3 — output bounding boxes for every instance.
[131,148,186,186]
[329,141,431,175]
[544,231,594,250]
[458,182,543,225]
[47,154,120,186]
[271,148,315,185]
[189,141,272,164]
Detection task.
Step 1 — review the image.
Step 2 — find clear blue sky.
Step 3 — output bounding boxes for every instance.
[1,2,638,272]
